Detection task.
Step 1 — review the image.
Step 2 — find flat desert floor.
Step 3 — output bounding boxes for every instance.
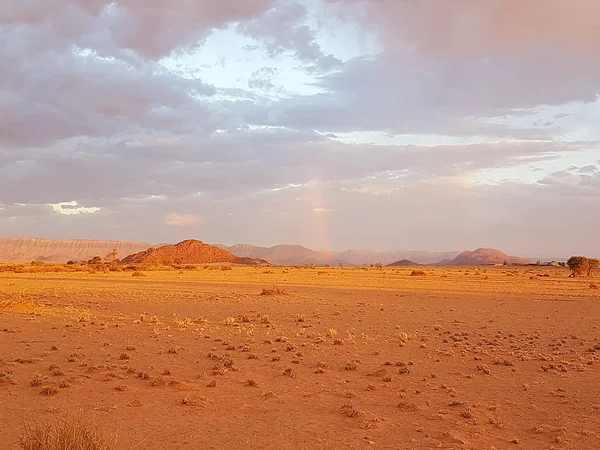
[1,266,600,449]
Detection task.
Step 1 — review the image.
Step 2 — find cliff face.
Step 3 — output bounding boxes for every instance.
[0,237,154,263]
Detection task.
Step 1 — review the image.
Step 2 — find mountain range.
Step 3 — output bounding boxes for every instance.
[0,237,542,266]
[214,244,458,266]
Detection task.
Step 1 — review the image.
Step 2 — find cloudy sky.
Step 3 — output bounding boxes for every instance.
[1,0,599,257]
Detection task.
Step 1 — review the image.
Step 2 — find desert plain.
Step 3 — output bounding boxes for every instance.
[1,265,600,449]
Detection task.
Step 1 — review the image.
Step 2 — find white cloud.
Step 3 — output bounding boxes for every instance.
[50,201,101,216]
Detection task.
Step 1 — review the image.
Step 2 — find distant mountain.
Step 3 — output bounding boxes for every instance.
[439,248,532,266]
[215,244,334,266]
[0,237,468,266]
[121,240,268,265]
[216,244,459,266]
[386,259,420,267]
[0,237,155,263]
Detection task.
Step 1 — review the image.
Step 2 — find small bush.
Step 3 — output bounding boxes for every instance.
[19,416,116,450]
[409,270,426,276]
[131,271,145,277]
[591,283,599,290]
[40,386,59,396]
[344,361,358,371]
[260,286,287,296]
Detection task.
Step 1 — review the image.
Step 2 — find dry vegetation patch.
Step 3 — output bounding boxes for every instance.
[409,270,426,276]
[19,416,116,450]
[260,286,288,296]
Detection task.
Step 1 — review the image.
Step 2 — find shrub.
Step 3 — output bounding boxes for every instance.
[567,256,599,277]
[260,286,287,296]
[410,270,426,276]
[87,256,103,265]
[19,416,116,450]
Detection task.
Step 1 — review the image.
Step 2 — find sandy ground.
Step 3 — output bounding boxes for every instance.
[1,265,600,449]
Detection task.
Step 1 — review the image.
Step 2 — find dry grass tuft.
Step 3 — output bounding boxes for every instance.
[591,283,599,290]
[260,286,287,296]
[344,361,358,371]
[19,416,116,450]
[40,386,59,396]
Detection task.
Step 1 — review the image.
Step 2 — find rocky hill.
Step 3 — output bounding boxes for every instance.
[0,237,154,263]
[386,259,419,267]
[439,248,532,266]
[121,240,268,266]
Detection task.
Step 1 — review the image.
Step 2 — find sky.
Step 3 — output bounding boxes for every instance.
[1,0,599,257]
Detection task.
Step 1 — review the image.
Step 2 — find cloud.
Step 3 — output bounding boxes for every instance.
[259,52,599,138]
[326,0,600,57]
[248,67,279,91]
[164,213,199,227]
[4,166,597,256]
[341,186,402,196]
[1,0,598,257]
[299,0,600,138]
[0,0,276,59]
[51,201,101,216]
[239,1,342,73]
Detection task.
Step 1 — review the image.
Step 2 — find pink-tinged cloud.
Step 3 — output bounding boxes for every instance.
[164,213,199,227]
[0,0,276,58]
[326,0,600,56]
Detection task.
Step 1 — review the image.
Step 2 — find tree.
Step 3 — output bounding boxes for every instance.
[567,256,590,277]
[587,258,599,277]
[105,248,118,263]
[87,256,102,265]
